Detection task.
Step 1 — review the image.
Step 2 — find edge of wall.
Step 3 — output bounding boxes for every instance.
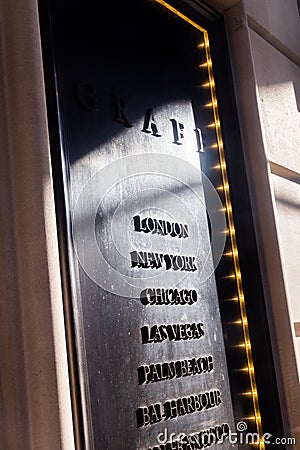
[0,1,75,448]
[221,0,300,441]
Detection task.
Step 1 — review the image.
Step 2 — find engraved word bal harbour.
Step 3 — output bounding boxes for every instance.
[48,0,237,447]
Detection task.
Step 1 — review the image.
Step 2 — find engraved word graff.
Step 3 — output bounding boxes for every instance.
[75,85,205,152]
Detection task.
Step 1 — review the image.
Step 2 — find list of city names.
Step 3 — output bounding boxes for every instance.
[131,215,230,449]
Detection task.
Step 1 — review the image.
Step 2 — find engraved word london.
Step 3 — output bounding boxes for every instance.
[72,88,231,449]
[72,91,226,299]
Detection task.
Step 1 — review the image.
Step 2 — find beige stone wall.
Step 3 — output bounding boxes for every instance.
[0,0,75,449]
[209,0,300,443]
[247,0,300,442]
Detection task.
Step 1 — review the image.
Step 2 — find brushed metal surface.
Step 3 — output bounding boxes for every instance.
[50,0,236,448]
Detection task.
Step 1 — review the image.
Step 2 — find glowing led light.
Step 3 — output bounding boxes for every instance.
[245,415,261,421]
[154,0,206,32]
[153,2,264,446]
[224,250,238,257]
[205,102,218,109]
[239,367,255,372]
[240,391,257,396]
[208,122,220,128]
[235,342,250,348]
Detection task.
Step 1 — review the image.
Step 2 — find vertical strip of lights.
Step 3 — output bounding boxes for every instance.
[202,33,264,448]
[154,0,264,447]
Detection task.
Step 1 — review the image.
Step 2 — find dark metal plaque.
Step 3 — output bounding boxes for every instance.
[48,1,237,448]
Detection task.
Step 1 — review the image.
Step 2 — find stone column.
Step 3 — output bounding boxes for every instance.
[0,0,75,448]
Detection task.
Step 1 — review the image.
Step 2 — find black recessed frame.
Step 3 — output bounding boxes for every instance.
[38,0,284,448]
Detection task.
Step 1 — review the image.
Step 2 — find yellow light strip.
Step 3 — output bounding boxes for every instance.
[154,1,264,447]
[153,0,206,32]
[202,30,264,449]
